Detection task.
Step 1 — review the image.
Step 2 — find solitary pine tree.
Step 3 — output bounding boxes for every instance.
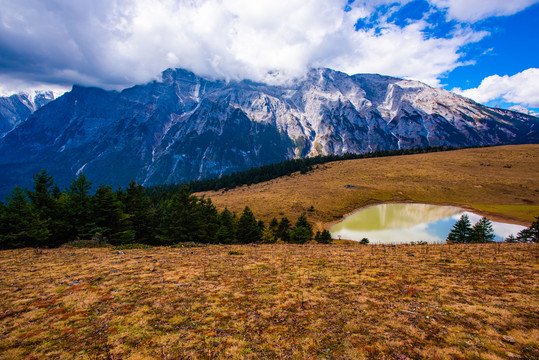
[447,214,472,243]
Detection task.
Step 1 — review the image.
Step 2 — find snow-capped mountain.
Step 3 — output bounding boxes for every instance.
[0,68,536,196]
[0,90,56,137]
[509,105,537,117]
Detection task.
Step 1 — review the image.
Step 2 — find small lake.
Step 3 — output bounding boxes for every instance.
[330,203,526,244]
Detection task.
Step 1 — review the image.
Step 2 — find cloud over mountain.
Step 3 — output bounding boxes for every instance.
[453,68,539,108]
[0,0,514,95]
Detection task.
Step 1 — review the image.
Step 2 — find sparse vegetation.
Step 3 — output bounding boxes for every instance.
[228,250,244,255]
[0,243,537,359]
[0,145,537,359]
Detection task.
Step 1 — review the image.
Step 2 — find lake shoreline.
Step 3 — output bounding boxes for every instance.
[324,201,528,243]
[324,200,532,230]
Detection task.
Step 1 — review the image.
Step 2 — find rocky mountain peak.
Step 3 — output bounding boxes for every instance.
[0,68,536,197]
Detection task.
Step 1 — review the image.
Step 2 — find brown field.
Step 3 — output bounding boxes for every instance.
[198,145,539,228]
[1,145,538,359]
[0,243,537,359]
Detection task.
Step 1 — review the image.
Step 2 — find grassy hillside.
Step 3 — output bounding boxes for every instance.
[1,243,537,359]
[198,145,539,227]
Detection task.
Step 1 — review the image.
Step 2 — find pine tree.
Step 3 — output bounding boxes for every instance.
[315,229,333,244]
[27,170,56,217]
[0,187,50,248]
[290,213,313,244]
[91,185,123,242]
[446,214,472,243]
[216,208,236,244]
[515,216,539,243]
[505,234,517,243]
[290,226,311,244]
[27,170,58,246]
[66,173,93,240]
[237,207,261,244]
[124,180,155,244]
[470,217,495,243]
[199,198,220,244]
[294,213,313,239]
[277,217,291,242]
[157,186,202,244]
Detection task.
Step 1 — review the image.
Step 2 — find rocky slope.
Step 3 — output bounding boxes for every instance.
[0,68,537,196]
[0,91,55,138]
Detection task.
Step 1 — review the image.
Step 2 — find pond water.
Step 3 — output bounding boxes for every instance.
[330,203,526,244]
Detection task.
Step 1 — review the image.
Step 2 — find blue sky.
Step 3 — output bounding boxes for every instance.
[0,0,538,113]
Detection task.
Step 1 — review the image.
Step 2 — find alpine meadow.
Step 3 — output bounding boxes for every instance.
[0,1,538,359]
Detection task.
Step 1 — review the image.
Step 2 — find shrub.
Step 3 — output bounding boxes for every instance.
[229,250,244,255]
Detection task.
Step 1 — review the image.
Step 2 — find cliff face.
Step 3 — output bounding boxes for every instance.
[0,68,536,196]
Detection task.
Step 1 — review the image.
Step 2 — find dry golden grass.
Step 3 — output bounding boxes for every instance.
[198,145,539,227]
[0,243,537,359]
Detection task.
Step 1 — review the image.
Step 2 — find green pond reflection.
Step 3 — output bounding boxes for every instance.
[330,203,525,244]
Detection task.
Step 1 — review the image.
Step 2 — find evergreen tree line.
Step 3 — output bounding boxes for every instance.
[446,214,539,244]
[0,170,332,249]
[146,145,469,201]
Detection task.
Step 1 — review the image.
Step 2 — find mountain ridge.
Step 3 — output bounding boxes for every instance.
[0,67,537,197]
[0,90,56,138]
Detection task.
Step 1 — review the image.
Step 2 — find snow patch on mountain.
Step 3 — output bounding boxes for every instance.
[0,90,56,137]
[0,68,536,197]
[509,105,537,117]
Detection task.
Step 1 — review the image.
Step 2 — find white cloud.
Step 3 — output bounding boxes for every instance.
[430,0,539,22]
[0,76,70,98]
[453,68,539,108]
[0,0,495,93]
[323,22,485,86]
